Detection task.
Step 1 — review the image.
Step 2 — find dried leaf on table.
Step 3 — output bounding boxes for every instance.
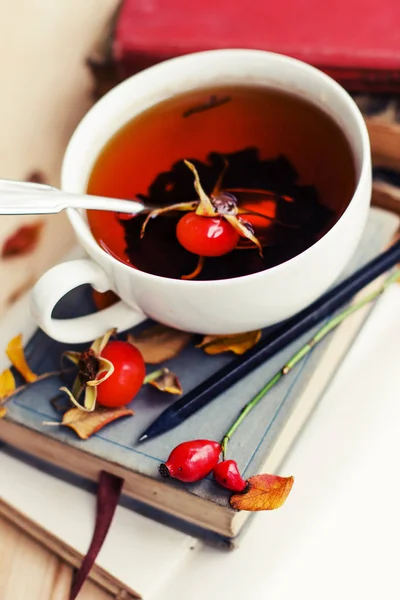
[0,406,7,418]
[196,330,262,355]
[58,406,134,440]
[6,334,37,382]
[0,369,15,401]
[146,368,183,395]
[230,473,294,511]
[127,324,192,364]
[1,221,44,258]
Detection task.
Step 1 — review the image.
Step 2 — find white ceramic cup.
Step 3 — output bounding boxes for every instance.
[30,49,371,344]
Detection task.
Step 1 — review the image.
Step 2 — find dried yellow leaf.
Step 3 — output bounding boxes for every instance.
[60,406,134,440]
[6,334,37,382]
[0,406,7,418]
[127,325,192,364]
[148,368,182,395]
[0,369,16,401]
[197,330,262,355]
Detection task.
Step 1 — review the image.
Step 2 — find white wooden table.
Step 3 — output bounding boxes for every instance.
[0,518,113,600]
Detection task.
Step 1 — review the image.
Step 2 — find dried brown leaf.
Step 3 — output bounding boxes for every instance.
[60,406,134,440]
[25,171,46,184]
[0,369,15,401]
[147,368,182,395]
[127,325,192,364]
[2,222,44,258]
[197,330,261,355]
[6,334,37,382]
[230,474,294,511]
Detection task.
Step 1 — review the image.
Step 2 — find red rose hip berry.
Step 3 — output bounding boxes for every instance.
[96,341,146,408]
[213,459,247,492]
[159,439,221,483]
[176,213,239,257]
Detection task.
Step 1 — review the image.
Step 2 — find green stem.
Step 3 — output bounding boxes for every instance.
[220,268,400,459]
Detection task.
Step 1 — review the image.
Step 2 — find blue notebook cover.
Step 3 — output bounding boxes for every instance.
[0,207,398,545]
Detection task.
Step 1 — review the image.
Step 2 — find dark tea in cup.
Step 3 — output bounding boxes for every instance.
[86,84,356,281]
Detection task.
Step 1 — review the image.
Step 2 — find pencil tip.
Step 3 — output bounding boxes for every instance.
[138,434,148,443]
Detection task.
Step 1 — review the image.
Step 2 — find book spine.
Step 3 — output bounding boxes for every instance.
[86,0,400,98]
[89,40,400,97]
[0,442,239,550]
[86,1,400,97]
[320,67,400,94]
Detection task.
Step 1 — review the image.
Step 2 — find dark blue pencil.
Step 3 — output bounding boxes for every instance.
[137,239,400,443]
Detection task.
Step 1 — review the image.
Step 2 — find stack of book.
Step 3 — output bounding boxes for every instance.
[1,203,400,594]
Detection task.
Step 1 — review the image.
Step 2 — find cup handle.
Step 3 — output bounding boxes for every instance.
[30,258,145,343]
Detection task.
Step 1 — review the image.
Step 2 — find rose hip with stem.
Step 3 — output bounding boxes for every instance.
[219,268,400,460]
[159,260,400,491]
[176,213,240,257]
[159,439,221,483]
[140,159,270,279]
[96,341,146,408]
[213,459,247,492]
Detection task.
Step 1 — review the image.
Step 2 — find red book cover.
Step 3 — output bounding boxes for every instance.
[111,0,400,92]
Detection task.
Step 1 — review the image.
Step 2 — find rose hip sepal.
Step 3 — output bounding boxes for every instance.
[213,459,248,492]
[140,160,265,280]
[60,329,116,412]
[61,330,146,412]
[159,439,221,483]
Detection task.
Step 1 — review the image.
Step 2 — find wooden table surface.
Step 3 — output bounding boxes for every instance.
[0,2,120,598]
[0,516,113,600]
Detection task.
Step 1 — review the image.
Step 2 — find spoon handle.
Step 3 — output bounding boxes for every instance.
[0,178,145,215]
